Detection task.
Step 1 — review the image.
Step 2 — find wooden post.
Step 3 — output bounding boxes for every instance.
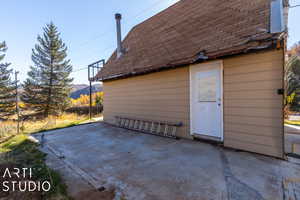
[15,71,20,134]
[89,81,92,120]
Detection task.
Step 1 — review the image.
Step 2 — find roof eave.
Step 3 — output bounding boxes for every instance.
[98,35,285,82]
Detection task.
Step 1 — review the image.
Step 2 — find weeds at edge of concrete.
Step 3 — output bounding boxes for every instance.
[0,135,70,199]
[31,120,100,135]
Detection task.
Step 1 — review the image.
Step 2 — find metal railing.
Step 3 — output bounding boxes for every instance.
[88,59,105,82]
[88,59,105,119]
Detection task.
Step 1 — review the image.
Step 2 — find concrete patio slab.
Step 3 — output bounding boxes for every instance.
[35,123,300,200]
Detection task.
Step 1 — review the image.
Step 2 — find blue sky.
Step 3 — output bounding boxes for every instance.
[288,0,300,48]
[0,0,299,84]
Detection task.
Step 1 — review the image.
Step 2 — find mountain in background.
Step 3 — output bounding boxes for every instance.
[70,83,103,99]
[71,84,88,93]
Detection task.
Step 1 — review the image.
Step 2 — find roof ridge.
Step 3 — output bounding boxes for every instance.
[97,0,279,81]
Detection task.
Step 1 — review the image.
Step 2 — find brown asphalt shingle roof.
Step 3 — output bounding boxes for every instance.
[96,0,284,81]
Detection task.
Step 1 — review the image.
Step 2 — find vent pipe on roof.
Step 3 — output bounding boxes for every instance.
[115,13,123,58]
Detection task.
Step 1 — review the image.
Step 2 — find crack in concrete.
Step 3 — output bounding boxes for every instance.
[45,144,103,189]
[34,123,300,200]
[43,143,132,200]
[219,150,266,200]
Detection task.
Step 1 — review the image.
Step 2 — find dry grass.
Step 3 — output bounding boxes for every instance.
[0,113,89,139]
[22,113,88,134]
[0,121,18,138]
[0,113,95,199]
[0,134,70,199]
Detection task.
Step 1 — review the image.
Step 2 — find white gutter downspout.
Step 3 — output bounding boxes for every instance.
[270,0,286,33]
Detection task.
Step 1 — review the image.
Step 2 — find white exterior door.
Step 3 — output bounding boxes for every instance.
[190,61,223,140]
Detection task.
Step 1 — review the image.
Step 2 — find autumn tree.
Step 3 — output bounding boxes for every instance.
[0,41,16,118]
[71,92,103,107]
[286,56,300,111]
[22,23,73,117]
[287,42,300,58]
[285,42,300,111]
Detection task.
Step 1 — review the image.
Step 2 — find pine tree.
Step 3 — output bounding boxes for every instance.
[22,23,73,117]
[0,41,16,118]
[286,55,300,111]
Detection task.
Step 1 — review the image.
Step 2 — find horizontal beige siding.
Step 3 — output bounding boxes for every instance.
[223,49,284,158]
[103,49,284,158]
[103,67,190,138]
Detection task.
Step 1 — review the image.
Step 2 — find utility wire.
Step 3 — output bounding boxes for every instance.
[124,0,165,24]
[75,0,165,56]
[70,0,169,64]
[71,43,116,73]
[71,0,177,72]
[72,67,87,73]
[77,0,165,48]
[290,0,300,8]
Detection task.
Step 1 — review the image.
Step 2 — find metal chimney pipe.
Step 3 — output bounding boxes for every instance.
[115,13,123,58]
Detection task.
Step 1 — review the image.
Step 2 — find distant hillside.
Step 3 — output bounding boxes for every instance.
[71,84,88,93]
[70,84,103,99]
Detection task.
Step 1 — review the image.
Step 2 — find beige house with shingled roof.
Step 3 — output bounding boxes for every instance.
[95,0,289,158]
